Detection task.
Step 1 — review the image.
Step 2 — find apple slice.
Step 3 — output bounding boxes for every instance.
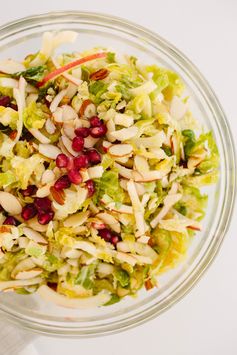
[37,52,107,87]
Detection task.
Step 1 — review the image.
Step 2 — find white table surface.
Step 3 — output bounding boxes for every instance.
[1,1,236,354]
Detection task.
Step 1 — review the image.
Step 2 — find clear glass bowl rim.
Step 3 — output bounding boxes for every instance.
[0,11,235,337]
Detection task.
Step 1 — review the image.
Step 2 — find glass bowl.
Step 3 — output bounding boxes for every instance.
[0,11,235,337]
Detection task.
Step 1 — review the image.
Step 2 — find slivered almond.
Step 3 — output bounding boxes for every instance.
[38,144,61,159]
[108,144,133,157]
[50,186,65,205]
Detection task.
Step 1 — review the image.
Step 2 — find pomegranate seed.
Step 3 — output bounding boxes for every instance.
[3,216,18,226]
[38,211,54,225]
[72,136,84,152]
[74,155,89,169]
[75,127,90,138]
[10,103,18,111]
[34,197,52,213]
[21,204,37,220]
[54,175,71,190]
[85,180,95,197]
[68,169,82,185]
[0,96,10,107]
[90,125,107,138]
[56,153,69,168]
[86,149,101,165]
[111,235,120,246]
[98,228,112,242]
[90,116,103,127]
[92,222,106,230]
[20,185,37,197]
[66,156,74,171]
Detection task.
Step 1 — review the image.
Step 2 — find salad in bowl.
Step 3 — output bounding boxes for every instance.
[0,31,219,308]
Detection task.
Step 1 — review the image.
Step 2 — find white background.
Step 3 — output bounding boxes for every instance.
[1,1,236,354]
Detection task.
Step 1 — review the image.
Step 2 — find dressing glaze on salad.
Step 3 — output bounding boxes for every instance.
[0,31,219,308]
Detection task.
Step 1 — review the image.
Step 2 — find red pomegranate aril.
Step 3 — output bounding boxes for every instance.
[68,169,82,185]
[72,136,84,152]
[38,211,54,225]
[111,235,120,246]
[74,155,89,169]
[3,216,18,226]
[75,127,90,138]
[34,197,52,213]
[66,156,74,171]
[20,185,37,197]
[54,175,71,190]
[0,95,11,107]
[86,149,101,165]
[98,228,112,242]
[90,125,107,138]
[21,204,37,220]
[56,153,69,168]
[90,116,103,127]
[85,179,95,197]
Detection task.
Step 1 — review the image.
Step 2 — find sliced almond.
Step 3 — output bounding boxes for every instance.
[114,113,134,127]
[62,105,78,121]
[79,99,96,118]
[41,170,55,185]
[22,227,48,244]
[88,166,104,179]
[132,170,165,182]
[62,120,76,140]
[0,192,22,215]
[0,59,25,74]
[96,212,121,233]
[108,144,133,157]
[61,135,78,156]
[45,118,56,134]
[84,136,99,149]
[26,217,48,232]
[106,119,116,142]
[134,155,149,173]
[102,140,112,151]
[63,211,89,227]
[36,184,51,198]
[38,143,61,159]
[58,137,73,157]
[109,126,138,141]
[52,107,64,123]
[114,163,133,179]
[29,129,50,144]
[49,89,67,113]
[15,269,43,280]
[50,186,65,205]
